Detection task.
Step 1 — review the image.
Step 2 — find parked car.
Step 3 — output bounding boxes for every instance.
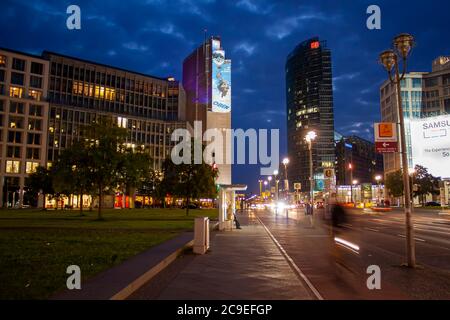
[182,203,199,209]
[425,202,441,207]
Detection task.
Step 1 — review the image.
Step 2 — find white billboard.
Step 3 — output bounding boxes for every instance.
[212,48,231,113]
[411,115,450,178]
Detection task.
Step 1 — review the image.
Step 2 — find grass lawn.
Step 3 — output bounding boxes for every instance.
[0,208,218,300]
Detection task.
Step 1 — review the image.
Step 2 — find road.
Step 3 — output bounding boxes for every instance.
[254,207,450,299]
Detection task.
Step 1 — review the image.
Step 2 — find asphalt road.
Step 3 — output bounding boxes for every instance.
[254,207,450,300]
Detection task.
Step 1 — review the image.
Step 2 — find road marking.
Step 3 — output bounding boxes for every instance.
[364,227,380,232]
[397,234,426,242]
[256,215,324,300]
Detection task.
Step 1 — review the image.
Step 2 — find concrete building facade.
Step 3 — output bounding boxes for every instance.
[0,48,49,207]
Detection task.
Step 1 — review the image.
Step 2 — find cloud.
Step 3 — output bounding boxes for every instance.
[107,50,117,56]
[233,42,257,56]
[86,15,116,28]
[158,23,185,38]
[236,0,273,15]
[333,72,361,82]
[122,42,149,52]
[266,12,328,40]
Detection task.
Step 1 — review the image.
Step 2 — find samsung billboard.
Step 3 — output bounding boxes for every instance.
[212,47,231,113]
[411,115,450,178]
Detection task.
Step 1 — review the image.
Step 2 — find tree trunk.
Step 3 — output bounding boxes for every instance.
[98,186,103,220]
[79,192,84,216]
[186,196,190,216]
[42,193,46,210]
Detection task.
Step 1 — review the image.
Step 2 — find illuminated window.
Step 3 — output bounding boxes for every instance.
[9,86,23,98]
[117,117,127,128]
[6,160,20,173]
[29,90,42,101]
[0,55,6,67]
[9,117,23,129]
[105,87,116,101]
[28,119,42,131]
[26,161,40,174]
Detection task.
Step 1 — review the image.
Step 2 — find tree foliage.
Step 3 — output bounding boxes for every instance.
[386,170,404,198]
[26,166,54,210]
[412,165,441,206]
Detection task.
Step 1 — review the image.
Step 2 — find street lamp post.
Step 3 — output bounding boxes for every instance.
[258,180,263,198]
[352,180,358,205]
[282,158,290,199]
[375,175,382,204]
[305,131,317,214]
[379,33,416,268]
[274,170,279,202]
[268,176,273,198]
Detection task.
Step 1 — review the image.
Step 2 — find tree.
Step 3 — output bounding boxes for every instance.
[52,141,93,215]
[138,169,162,207]
[85,118,127,220]
[160,158,218,216]
[118,149,152,208]
[26,166,54,210]
[385,170,404,198]
[413,165,441,206]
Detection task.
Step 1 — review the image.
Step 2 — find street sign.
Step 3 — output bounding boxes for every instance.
[376,141,399,153]
[294,183,301,190]
[375,123,398,142]
[324,169,334,179]
[375,123,398,153]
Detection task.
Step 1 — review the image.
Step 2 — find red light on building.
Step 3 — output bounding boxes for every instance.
[310,41,320,49]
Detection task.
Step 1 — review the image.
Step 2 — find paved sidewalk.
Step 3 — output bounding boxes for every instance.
[131,211,314,300]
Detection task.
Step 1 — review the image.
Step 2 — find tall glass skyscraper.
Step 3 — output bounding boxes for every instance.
[286,37,335,194]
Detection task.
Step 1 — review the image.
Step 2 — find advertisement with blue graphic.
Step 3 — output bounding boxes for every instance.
[212,49,231,113]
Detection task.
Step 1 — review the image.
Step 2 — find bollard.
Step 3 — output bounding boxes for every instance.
[193,217,209,254]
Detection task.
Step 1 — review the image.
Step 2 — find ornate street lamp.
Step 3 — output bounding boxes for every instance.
[379,33,416,268]
[305,131,317,213]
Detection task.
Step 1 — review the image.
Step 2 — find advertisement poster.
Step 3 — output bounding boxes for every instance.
[212,49,232,113]
[410,115,450,178]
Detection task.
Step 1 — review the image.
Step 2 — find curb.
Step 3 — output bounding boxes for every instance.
[110,240,194,300]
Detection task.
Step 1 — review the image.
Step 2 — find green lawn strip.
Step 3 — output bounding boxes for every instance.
[0,208,218,300]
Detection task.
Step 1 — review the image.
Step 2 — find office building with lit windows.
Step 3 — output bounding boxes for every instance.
[286,37,335,194]
[42,51,186,171]
[0,48,49,207]
[0,47,187,208]
[380,72,426,175]
[335,135,384,185]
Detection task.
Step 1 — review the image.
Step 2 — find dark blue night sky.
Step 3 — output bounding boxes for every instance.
[2,0,449,192]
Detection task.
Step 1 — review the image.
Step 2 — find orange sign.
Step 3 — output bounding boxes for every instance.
[375,122,398,143]
[378,123,394,138]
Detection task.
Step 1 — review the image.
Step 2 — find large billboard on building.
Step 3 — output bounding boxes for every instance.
[410,115,450,178]
[212,46,231,113]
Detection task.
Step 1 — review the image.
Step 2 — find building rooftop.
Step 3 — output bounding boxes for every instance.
[1,46,172,82]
